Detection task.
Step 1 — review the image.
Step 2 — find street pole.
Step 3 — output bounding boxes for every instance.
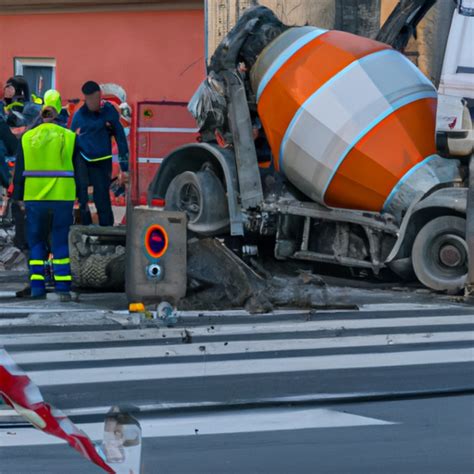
[465,154,474,297]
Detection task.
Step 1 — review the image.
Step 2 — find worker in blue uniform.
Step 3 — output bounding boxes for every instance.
[71,81,129,226]
[13,90,78,300]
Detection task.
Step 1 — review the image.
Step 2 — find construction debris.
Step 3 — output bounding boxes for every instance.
[0,227,26,272]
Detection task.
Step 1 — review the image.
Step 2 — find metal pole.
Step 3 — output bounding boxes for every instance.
[465,154,474,297]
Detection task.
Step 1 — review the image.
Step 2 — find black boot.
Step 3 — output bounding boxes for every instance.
[15,285,31,298]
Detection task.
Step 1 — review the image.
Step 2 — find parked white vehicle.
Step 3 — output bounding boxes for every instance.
[438,0,474,100]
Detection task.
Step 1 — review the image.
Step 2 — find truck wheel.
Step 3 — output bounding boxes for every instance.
[412,216,468,293]
[69,225,126,290]
[165,169,229,236]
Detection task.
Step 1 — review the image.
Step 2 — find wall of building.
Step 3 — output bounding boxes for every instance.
[381,0,455,85]
[0,8,206,104]
[205,0,454,85]
[206,0,335,59]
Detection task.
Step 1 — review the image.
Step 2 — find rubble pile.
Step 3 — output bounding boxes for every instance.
[0,227,27,272]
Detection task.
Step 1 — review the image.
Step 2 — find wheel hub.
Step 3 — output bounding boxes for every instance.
[436,234,467,269]
[439,244,462,267]
[179,184,200,219]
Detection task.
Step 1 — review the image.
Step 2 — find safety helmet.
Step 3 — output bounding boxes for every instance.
[43,89,62,115]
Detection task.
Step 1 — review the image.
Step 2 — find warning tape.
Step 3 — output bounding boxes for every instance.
[0,347,114,473]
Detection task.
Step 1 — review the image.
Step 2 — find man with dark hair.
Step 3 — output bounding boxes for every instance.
[71,80,129,226]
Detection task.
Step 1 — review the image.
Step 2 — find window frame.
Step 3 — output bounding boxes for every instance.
[13,57,57,90]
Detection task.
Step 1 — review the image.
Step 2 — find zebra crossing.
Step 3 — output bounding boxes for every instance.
[1,304,473,415]
[1,304,473,474]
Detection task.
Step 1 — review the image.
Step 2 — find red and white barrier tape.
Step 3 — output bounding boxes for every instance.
[0,348,114,473]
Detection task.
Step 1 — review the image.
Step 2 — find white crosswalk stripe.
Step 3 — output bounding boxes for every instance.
[11,331,474,364]
[23,348,474,386]
[0,406,395,447]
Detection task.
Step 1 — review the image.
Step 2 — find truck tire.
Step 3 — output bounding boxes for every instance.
[69,225,126,290]
[165,169,229,236]
[412,216,468,293]
[78,254,111,288]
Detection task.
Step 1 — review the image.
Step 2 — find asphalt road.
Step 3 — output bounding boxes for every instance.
[1,305,473,410]
[1,303,473,473]
[1,395,473,473]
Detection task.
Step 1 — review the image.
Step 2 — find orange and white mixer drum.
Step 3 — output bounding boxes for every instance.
[251,27,453,216]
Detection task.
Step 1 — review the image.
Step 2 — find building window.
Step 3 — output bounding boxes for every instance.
[14,58,56,98]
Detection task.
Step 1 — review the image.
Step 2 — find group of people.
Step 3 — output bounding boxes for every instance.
[0,77,129,301]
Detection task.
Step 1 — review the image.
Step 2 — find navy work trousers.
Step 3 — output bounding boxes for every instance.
[75,157,114,226]
[25,201,74,297]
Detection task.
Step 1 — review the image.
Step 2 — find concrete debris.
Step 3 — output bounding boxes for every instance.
[297,270,326,287]
[183,239,342,311]
[185,238,265,310]
[0,227,27,272]
[244,290,274,314]
[174,236,467,313]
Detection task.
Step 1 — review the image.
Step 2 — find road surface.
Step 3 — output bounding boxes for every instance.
[2,394,472,473]
[1,303,473,472]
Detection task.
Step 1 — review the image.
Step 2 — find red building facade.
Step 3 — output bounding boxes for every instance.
[0,1,205,104]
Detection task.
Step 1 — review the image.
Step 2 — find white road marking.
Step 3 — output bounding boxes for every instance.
[0,407,394,447]
[26,348,474,387]
[10,331,474,365]
[359,304,463,312]
[0,307,102,316]
[163,315,474,338]
[1,315,473,347]
[0,291,17,298]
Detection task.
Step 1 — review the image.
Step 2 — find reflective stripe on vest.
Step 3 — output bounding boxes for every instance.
[22,123,76,201]
[23,171,74,178]
[4,101,25,112]
[80,152,112,162]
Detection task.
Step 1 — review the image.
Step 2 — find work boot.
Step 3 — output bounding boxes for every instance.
[15,285,31,298]
[46,292,72,303]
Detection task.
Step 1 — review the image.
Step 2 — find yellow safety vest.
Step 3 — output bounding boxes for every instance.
[22,123,76,201]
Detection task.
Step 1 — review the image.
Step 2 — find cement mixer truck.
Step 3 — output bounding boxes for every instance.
[69,1,472,296]
[147,3,474,293]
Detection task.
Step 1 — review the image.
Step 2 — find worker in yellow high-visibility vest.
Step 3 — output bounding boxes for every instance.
[12,90,78,301]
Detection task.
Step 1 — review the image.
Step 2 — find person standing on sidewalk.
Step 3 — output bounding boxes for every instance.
[13,90,78,301]
[3,76,41,254]
[0,114,17,189]
[71,81,129,226]
[2,76,41,130]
